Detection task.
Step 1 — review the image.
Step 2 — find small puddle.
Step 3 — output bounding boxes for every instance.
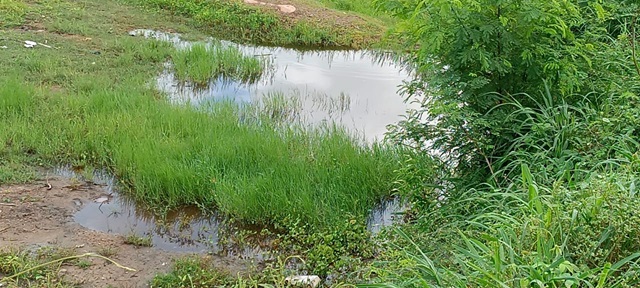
[130,29,413,141]
[62,166,405,253]
[367,197,408,234]
[59,167,265,257]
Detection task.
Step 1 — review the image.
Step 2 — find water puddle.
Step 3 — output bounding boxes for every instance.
[66,31,410,253]
[130,29,413,141]
[367,197,408,234]
[62,166,404,253]
[59,167,265,256]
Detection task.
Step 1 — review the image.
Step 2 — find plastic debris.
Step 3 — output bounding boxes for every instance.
[94,196,110,203]
[23,40,53,49]
[0,46,7,49]
[284,275,321,287]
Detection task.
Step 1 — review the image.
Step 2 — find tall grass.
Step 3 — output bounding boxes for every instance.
[0,76,400,228]
[368,165,640,287]
[171,43,267,85]
[368,86,640,287]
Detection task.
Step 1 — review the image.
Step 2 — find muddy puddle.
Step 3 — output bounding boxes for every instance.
[65,31,411,253]
[61,166,404,254]
[130,29,413,141]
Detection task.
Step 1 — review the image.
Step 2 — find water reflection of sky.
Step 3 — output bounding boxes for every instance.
[133,29,413,141]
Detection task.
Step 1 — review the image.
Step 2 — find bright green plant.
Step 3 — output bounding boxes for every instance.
[381,0,640,189]
[367,165,640,287]
[171,43,267,85]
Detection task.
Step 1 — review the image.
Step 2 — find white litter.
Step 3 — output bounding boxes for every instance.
[284,275,321,287]
[23,40,53,49]
[0,46,7,49]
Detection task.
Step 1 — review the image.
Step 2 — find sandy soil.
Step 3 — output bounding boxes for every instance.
[0,175,248,288]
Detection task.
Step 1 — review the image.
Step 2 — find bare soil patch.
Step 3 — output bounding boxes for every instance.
[0,175,249,288]
[243,0,382,33]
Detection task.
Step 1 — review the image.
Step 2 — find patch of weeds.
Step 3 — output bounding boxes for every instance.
[97,247,118,258]
[122,0,385,48]
[171,43,267,85]
[75,259,92,269]
[124,233,153,247]
[36,246,77,263]
[0,160,36,184]
[0,0,27,28]
[0,248,75,287]
[151,257,234,287]
[275,215,374,278]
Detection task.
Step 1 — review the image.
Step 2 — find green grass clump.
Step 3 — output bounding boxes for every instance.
[0,0,27,28]
[123,0,385,48]
[124,233,153,247]
[0,248,76,287]
[172,43,266,85]
[151,257,234,287]
[0,74,400,228]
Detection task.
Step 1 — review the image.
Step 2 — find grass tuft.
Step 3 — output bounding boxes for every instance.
[0,0,27,28]
[171,43,266,85]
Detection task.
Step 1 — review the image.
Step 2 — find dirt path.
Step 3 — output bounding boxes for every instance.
[0,175,248,287]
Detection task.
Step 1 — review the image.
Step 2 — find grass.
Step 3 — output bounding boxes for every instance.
[0,247,80,288]
[122,0,388,48]
[172,42,268,85]
[0,76,401,227]
[0,0,408,283]
[124,233,154,247]
[0,0,402,230]
[0,0,26,28]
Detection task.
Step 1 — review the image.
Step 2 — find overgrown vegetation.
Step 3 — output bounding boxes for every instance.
[7,0,640,286]
[367,0,640,286]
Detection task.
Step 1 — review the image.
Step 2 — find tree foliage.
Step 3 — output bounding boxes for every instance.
[381,0,640,188]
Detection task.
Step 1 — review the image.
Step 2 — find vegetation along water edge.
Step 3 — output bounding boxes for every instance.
[2,0,640,287]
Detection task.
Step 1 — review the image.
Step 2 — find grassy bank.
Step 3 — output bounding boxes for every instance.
[0,0,411,285]
[122,0,388,48]
[0,68,399,229]
[0,0,401,228]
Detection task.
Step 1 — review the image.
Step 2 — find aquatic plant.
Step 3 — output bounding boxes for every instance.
[171,43,267,85]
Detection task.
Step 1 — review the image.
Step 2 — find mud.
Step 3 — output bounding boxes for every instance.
[0,173,251,288]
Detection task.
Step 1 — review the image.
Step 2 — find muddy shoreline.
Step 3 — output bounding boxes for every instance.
[0,174,251,287]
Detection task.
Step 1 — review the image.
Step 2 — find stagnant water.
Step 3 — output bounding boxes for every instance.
[130,29,413,141]
[63,166,404,253]
[67,31,411,252]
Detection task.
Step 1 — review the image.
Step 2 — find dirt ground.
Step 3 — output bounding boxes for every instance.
[0,175,248,288]
[243,0,381,30]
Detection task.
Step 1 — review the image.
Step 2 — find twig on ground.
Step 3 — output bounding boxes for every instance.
[1,252,136,283]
